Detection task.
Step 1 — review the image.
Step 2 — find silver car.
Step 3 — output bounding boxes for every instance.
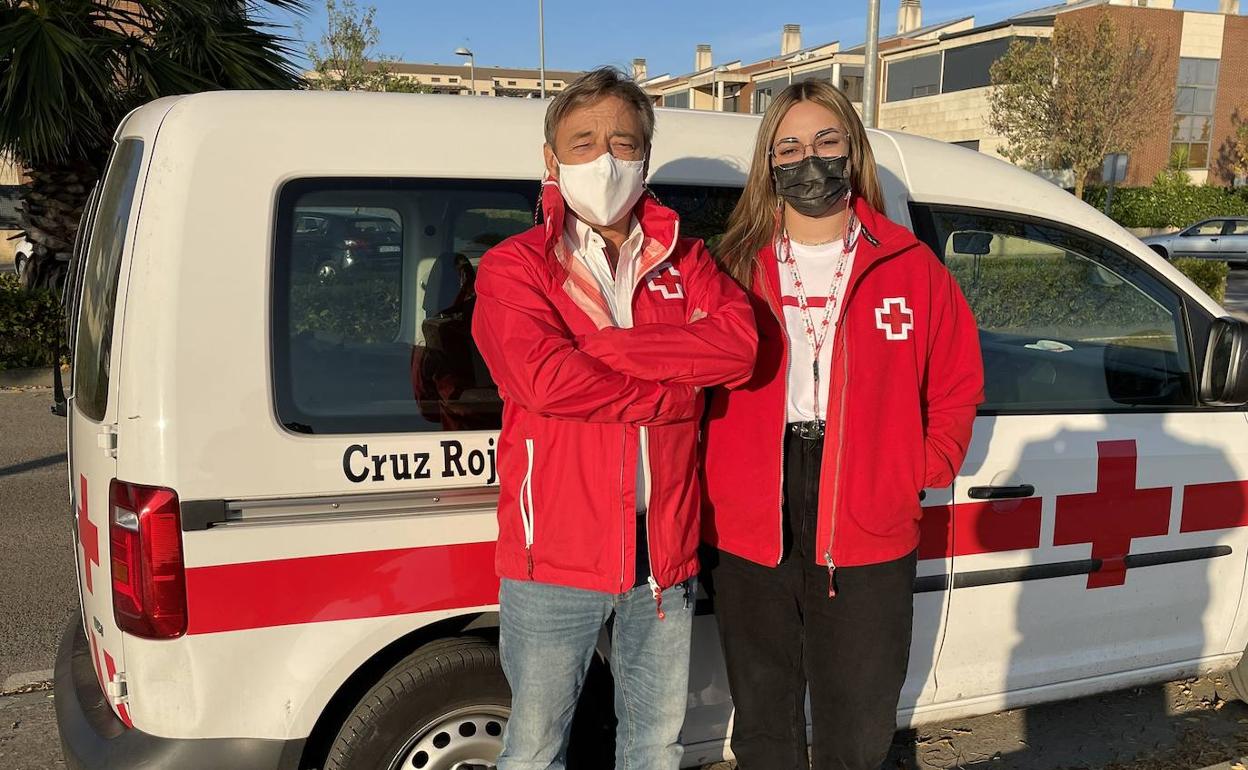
[1141,217,1248,264]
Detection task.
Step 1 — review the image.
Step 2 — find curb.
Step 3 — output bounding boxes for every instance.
[0,367,53,389]
[1199,761,1247,770]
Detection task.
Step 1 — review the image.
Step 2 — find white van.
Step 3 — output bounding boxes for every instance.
[54,91,1248,770]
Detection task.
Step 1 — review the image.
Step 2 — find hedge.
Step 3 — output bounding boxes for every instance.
[1084,185,1248,229]
[1172,257,1228,304]
[946,254,1174,338]
[0,273,63,371]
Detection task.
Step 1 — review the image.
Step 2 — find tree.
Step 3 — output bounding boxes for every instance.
[303,0,426,93]
[0,0,306,291]
[989,12,1173,200]
[1228,111,1248,183]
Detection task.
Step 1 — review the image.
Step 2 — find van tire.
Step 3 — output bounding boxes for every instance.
[323,636,510,770]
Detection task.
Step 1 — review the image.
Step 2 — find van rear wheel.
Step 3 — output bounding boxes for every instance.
[324,637,510,770]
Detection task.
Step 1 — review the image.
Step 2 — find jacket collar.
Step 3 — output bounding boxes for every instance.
[756,194,919,311]
[541,174,681,277]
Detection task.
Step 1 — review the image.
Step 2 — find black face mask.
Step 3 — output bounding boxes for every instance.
[772,155,850,217]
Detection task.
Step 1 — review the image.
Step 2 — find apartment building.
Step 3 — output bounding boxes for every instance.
[386,62,583,98]
[643,0,1247,187]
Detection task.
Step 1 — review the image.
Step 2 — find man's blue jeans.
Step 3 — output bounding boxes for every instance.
[496,576,696,770]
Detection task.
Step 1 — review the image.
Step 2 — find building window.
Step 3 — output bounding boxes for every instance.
[450,77,458,83]
[754,87,773,114]
[663,91,690,109]
[723,84,742,113]
[941,37,1013,93]
[885,53,941,102]
[1172,57,1219,169]
[508,80,517,86]
[840,66,865,102]
[553,82,562,87]
[432,77,441,83]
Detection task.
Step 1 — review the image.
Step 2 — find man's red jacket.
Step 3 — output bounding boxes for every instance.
[472,180,757,596]
[702,196,984,579]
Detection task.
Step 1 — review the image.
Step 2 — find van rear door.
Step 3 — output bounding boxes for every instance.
[67,137,146,724]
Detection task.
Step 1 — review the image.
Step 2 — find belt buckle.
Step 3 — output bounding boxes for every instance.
[798,420,825,440]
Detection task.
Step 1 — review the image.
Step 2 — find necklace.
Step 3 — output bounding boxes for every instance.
[779,205,861,424]
[788,234,841,248]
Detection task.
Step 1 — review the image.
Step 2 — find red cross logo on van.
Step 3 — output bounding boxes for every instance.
[1053,440,1171,588]
[875,297,913,340]
[646,265,684,300]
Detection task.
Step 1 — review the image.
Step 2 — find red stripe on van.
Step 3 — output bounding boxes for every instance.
[1181,480,1248,532]
[917,498,1043,560]
[184,541,499,634]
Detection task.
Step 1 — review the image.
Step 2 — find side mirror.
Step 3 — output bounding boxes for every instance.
[952,231,993,256]
[1201,317,1248,406]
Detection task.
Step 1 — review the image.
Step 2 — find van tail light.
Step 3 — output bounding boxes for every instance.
[109,481,188,639]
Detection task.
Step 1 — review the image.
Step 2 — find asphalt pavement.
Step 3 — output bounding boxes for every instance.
[0,389,76,691]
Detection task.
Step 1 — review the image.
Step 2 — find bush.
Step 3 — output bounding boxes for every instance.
[947,253,1174,340]
[0,273,63,371]
[1171,257,1228,304]
[1084,184,1248,229]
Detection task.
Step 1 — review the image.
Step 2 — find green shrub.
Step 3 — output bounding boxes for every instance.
[1084,185,1248,229]
[947,254,1173,340]
[1171,257,1228,304]
[289,273,401,343]
[0,273,63,371]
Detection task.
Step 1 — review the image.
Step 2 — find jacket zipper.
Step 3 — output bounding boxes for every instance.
[521,438,536,578]
[641,429,667,619]
[825,328,849,598]
[756,256,791,566]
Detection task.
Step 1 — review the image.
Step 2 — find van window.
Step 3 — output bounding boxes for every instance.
[74,139,144,422]
[272,179,741,435]
[916,206,1194,412]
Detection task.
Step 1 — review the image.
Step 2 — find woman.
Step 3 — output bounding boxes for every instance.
[702,80,984,768]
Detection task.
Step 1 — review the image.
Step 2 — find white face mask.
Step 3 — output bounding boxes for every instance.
[556,152,646,227]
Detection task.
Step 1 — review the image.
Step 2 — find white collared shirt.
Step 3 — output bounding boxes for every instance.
[562,215,651,515]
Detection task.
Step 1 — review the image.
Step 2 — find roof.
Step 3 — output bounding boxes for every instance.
[843,15,975,53]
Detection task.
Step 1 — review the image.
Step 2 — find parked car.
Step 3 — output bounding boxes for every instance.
[1141,217,1248,264]
[55,91,1248,770]
[11,234,31,278]
[292,209,403,278]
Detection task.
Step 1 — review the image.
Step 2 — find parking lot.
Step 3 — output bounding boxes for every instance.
[4,269,1248,769]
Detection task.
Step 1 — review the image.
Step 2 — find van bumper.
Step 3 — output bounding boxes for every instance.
[54,614,306,770]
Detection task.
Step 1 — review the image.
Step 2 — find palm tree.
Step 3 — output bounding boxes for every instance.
[0,0,307,290]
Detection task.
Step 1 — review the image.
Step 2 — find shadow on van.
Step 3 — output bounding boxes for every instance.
[888,417,1248,769]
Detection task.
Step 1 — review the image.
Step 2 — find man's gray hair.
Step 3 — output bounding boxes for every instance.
[543,66,655,148]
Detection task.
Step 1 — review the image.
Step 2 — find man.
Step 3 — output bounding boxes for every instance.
[472,67,757,769]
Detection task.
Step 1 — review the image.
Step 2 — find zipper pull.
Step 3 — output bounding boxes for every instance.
[526,547,534,579]
[825,550,838,599]
[648,576,666,620]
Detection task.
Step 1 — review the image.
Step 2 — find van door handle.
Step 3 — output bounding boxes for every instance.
[968,484,1035,500]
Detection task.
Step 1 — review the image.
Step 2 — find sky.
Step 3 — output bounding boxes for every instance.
[266,0,1227,78]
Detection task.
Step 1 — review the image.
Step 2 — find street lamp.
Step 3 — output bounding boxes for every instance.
[454,47,475,96]
[863,0,881,127]
[538,0,546,99]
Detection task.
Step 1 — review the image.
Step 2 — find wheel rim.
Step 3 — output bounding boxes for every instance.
[389,705,509,770]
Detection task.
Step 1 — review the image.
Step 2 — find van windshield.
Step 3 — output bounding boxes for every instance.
[271,178,739,435]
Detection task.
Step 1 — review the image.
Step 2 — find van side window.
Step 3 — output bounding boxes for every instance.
[272,180,741,435]
[915,206,1195,412]
[74,139,144,422]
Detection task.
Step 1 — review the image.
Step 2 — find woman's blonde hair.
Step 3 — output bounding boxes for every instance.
[719,80,885,286]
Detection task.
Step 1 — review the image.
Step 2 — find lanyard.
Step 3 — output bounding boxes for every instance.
[779,209,860,423]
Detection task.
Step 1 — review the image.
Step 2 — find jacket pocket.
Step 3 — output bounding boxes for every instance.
[519,438,536,577]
